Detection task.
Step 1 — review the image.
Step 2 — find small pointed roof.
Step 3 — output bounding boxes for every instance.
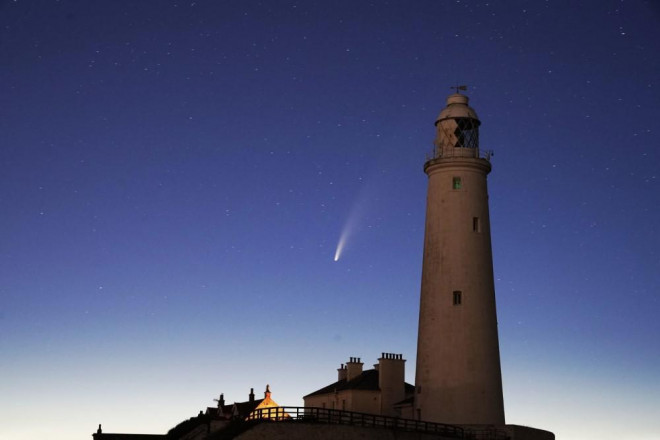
[248,385,290,420]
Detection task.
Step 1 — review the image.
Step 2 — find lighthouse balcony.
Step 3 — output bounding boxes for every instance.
[425,145,493,163]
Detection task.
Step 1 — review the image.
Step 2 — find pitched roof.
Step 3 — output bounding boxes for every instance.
[233,399,264,416]
[205,404,234,418]
[304,369,414,398]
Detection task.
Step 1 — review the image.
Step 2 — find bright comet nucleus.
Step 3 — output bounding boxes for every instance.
[334,235,346,261]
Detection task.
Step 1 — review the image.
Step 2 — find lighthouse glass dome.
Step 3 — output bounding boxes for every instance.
[427,93,490,165]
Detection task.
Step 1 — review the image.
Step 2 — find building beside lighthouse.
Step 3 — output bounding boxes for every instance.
[303,354,414,416]
[414,91,505,425]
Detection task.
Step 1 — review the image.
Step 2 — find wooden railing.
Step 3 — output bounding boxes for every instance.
[249,406,478,438]
[248,407,509,439]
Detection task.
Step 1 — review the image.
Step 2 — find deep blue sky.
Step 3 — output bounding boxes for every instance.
[1,1,659,439]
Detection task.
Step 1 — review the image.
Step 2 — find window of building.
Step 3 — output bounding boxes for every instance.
[342,400,346,410]
[453,290,462,306]
[453,177,462,189]
[473,217,480,232]
[322,402,326,409]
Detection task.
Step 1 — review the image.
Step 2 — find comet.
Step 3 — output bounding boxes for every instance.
[333,244,342,261]
[333,179,373,262]
[334,230,348,262]
[333,224,351,262]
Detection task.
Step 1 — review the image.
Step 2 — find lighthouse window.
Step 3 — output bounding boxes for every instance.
[453,290,462,305]
[473,217,481,232]
[452,177,462,189]
[454,118,479,149]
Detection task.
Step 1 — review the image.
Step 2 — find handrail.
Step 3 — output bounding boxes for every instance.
[425,145,493,163]
[247,406,508,439]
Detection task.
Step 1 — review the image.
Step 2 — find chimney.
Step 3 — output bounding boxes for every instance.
[346,357,363,381]
[337,363,347,381]
[93,424,103,440]
[249,388,255,402]
[378,353,406,417]
[219,393,225,407]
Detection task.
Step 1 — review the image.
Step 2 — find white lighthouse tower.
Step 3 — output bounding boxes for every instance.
[414,90,505,425]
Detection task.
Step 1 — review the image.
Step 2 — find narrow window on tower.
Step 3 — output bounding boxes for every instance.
[473,217,481,232]
[452,176,462,189]
[453,290,462,306]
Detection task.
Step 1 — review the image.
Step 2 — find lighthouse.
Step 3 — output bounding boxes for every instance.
[414,91,505,425]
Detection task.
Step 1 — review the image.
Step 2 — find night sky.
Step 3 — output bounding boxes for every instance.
[2,1,659,439]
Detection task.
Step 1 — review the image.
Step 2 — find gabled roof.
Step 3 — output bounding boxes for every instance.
[219,404,233,415]
[233,399,264,416]
[304,369,414,398]
[206,404,234,418]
